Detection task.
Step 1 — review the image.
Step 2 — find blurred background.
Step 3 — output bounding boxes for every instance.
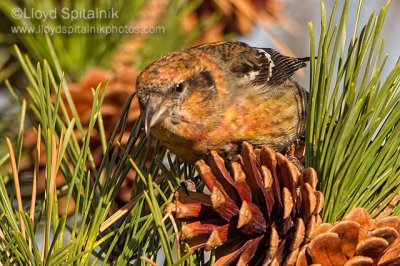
[0,0,399,214]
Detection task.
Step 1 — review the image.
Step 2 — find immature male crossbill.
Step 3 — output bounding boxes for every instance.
[136,41,309,163]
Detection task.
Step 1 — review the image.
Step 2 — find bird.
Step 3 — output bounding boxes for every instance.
[136,40,309,163]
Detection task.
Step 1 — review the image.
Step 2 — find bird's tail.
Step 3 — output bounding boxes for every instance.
[296,56,317,62]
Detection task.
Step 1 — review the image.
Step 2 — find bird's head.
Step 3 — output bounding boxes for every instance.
[136,50,217,136]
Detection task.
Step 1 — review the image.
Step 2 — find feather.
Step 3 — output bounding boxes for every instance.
[261,48,309,84]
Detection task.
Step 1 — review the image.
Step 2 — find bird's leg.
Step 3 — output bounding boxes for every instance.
[287,154,305,172]
[285,140,306,171]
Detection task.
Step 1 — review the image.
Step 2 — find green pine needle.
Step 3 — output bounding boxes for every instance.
[306,0,400,222]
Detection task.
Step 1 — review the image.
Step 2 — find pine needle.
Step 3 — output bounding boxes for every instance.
[6,137,25,240]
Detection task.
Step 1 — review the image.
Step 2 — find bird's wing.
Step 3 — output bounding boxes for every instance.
[228,46,309,86]
[261,48,309,84]
[194,41,309,86]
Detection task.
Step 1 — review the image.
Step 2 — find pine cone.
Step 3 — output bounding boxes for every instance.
[168,141,324,265]
[303,207,400,266]
[169,142,400,265]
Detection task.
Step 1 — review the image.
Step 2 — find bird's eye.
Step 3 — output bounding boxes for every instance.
[175,82,185,93]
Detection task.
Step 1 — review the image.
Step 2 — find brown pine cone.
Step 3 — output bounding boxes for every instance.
[169,142,400,265]
[168,141,324,265]
[303,207,400,266]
